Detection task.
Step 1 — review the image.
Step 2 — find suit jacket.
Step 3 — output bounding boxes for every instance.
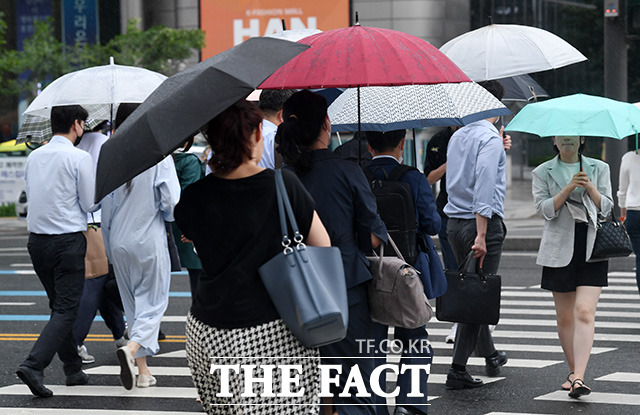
[532,155,613,267]
[290,149,387,305]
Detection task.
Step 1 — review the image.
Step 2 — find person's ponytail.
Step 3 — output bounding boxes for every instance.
[275,90,328,174]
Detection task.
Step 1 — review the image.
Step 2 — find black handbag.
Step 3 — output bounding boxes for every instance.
[591,217,633,259]
[436,252,501,325]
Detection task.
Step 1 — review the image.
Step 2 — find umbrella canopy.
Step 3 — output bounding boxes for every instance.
[23,58,167,119]
[266,28,322,42]
[328,83,511,132]
[95,37,309,203]
[260,25,470,89]
[440,24,587,82]
[17,104,111,144]
[499,74,549,102]
[505,93,640,139]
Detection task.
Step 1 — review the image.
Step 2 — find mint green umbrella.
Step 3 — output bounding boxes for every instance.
[505,94,640,143]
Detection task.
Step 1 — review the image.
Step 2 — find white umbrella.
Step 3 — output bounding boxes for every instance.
[266,28,322,42]
[439,24,587,82]
[23,57,167,119]
[17,105,112,144]
[634,102,640,110]
[328,82,511,132]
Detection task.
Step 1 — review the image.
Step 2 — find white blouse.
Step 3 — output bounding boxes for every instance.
[617,151,640,211]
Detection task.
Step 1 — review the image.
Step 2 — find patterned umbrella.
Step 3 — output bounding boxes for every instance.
[328,83,511,132]
[17,104,112,144]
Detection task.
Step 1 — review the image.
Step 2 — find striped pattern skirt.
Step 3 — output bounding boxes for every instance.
[185,313,320,415]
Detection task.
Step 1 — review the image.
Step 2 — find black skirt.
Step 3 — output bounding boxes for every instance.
[541,222,608,292]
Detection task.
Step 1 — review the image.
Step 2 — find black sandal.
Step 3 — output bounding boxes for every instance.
[568,378,591,399]
[561,371,574,391]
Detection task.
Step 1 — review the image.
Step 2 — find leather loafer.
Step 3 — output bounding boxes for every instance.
[445,368,483,390]
[485,351,508,377]
[16,366,53,397]
[66,370,89,386]
[394,406,425,415]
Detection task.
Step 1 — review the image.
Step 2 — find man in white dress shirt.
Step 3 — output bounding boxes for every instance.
[17,105,96,397]
[257,89,295,169]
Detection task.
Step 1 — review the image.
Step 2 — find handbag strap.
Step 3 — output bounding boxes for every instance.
[274,170,303,250]
[459,250,487,278]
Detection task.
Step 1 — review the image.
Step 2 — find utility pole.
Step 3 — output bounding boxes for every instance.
[604,0,628,215]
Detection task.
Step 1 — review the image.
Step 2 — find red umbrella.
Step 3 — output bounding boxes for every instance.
[260,24,471,89]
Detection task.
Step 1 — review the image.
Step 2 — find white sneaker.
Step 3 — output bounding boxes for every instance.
[136,373,157,388]
[77,345,95,364]
[445,323,458,344]
[114,336,128,348]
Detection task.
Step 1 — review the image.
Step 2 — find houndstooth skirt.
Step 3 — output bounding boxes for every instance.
[186,313,320,415]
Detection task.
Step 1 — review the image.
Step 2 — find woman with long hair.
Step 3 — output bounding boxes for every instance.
[101,103,181,390]
[276,90,387,414]
[174,99,330,414]
[531,136,612,398]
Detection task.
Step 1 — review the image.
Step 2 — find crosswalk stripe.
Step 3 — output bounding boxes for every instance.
[431,356,561,368]
[429,342,615,355]
[497,308,640,318]
[501,300,640,309]
[0,409,203,415]
[156,350,186,358]
[485,413,560,415]
[503,291,640,300]
[85,366,191,376]
[534,390,640,405]
[594,372,640,383]
[0,385,198,398]
[0,302,35,306]
[608,272,637,277]
[426,328,640,342]
[430,318,640,329]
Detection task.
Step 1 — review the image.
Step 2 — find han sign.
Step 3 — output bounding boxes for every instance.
[200,0,349,59]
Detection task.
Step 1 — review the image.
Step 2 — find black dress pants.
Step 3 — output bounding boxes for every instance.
[447,216,506,367]
[22,232,86,376]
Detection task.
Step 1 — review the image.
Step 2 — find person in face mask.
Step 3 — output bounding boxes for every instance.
[17,105,96,397]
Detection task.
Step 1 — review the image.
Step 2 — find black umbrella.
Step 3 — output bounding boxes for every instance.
[498,74,549,102]
[94,37,309,202]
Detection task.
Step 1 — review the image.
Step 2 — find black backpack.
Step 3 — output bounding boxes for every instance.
[364,164,419,264]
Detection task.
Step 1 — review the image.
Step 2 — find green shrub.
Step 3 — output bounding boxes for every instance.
[0,202,16,217]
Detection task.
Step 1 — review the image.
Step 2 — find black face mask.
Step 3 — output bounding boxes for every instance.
[74,121,85,146]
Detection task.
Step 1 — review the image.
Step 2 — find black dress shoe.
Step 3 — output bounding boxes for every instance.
[445,368,483,390]
[16,366,53,397]
[66,370,89,386]
[485,351,508,377]
[394,405,425,415]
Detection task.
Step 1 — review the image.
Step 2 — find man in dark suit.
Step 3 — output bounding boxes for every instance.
[366,129,440,415]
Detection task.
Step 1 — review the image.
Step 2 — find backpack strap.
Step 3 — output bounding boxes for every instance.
[387,164,418,182]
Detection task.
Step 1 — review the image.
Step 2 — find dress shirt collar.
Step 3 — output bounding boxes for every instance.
[50,135,75,146]
[372,155,400,163]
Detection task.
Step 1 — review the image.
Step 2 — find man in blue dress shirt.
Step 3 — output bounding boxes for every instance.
[443,80,509,390]
[16,105,96,397]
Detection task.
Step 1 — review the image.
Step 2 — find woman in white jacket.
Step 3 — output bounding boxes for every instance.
[617,150,640,295]
[531,135,612,399]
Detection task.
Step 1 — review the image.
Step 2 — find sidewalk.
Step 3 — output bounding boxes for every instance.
[502,179,543,251]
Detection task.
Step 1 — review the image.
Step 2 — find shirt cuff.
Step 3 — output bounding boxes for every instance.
[473,203,493,219]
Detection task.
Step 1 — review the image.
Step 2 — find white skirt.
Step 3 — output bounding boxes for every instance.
[186,313,320,415]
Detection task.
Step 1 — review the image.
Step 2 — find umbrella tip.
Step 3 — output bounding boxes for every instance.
[281,18,286,31]
[109,56,115,65]
[355,11,360,26]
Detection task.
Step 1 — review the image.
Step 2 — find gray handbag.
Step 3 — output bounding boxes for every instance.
[367,235,433,329]
[258,170,348,348]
